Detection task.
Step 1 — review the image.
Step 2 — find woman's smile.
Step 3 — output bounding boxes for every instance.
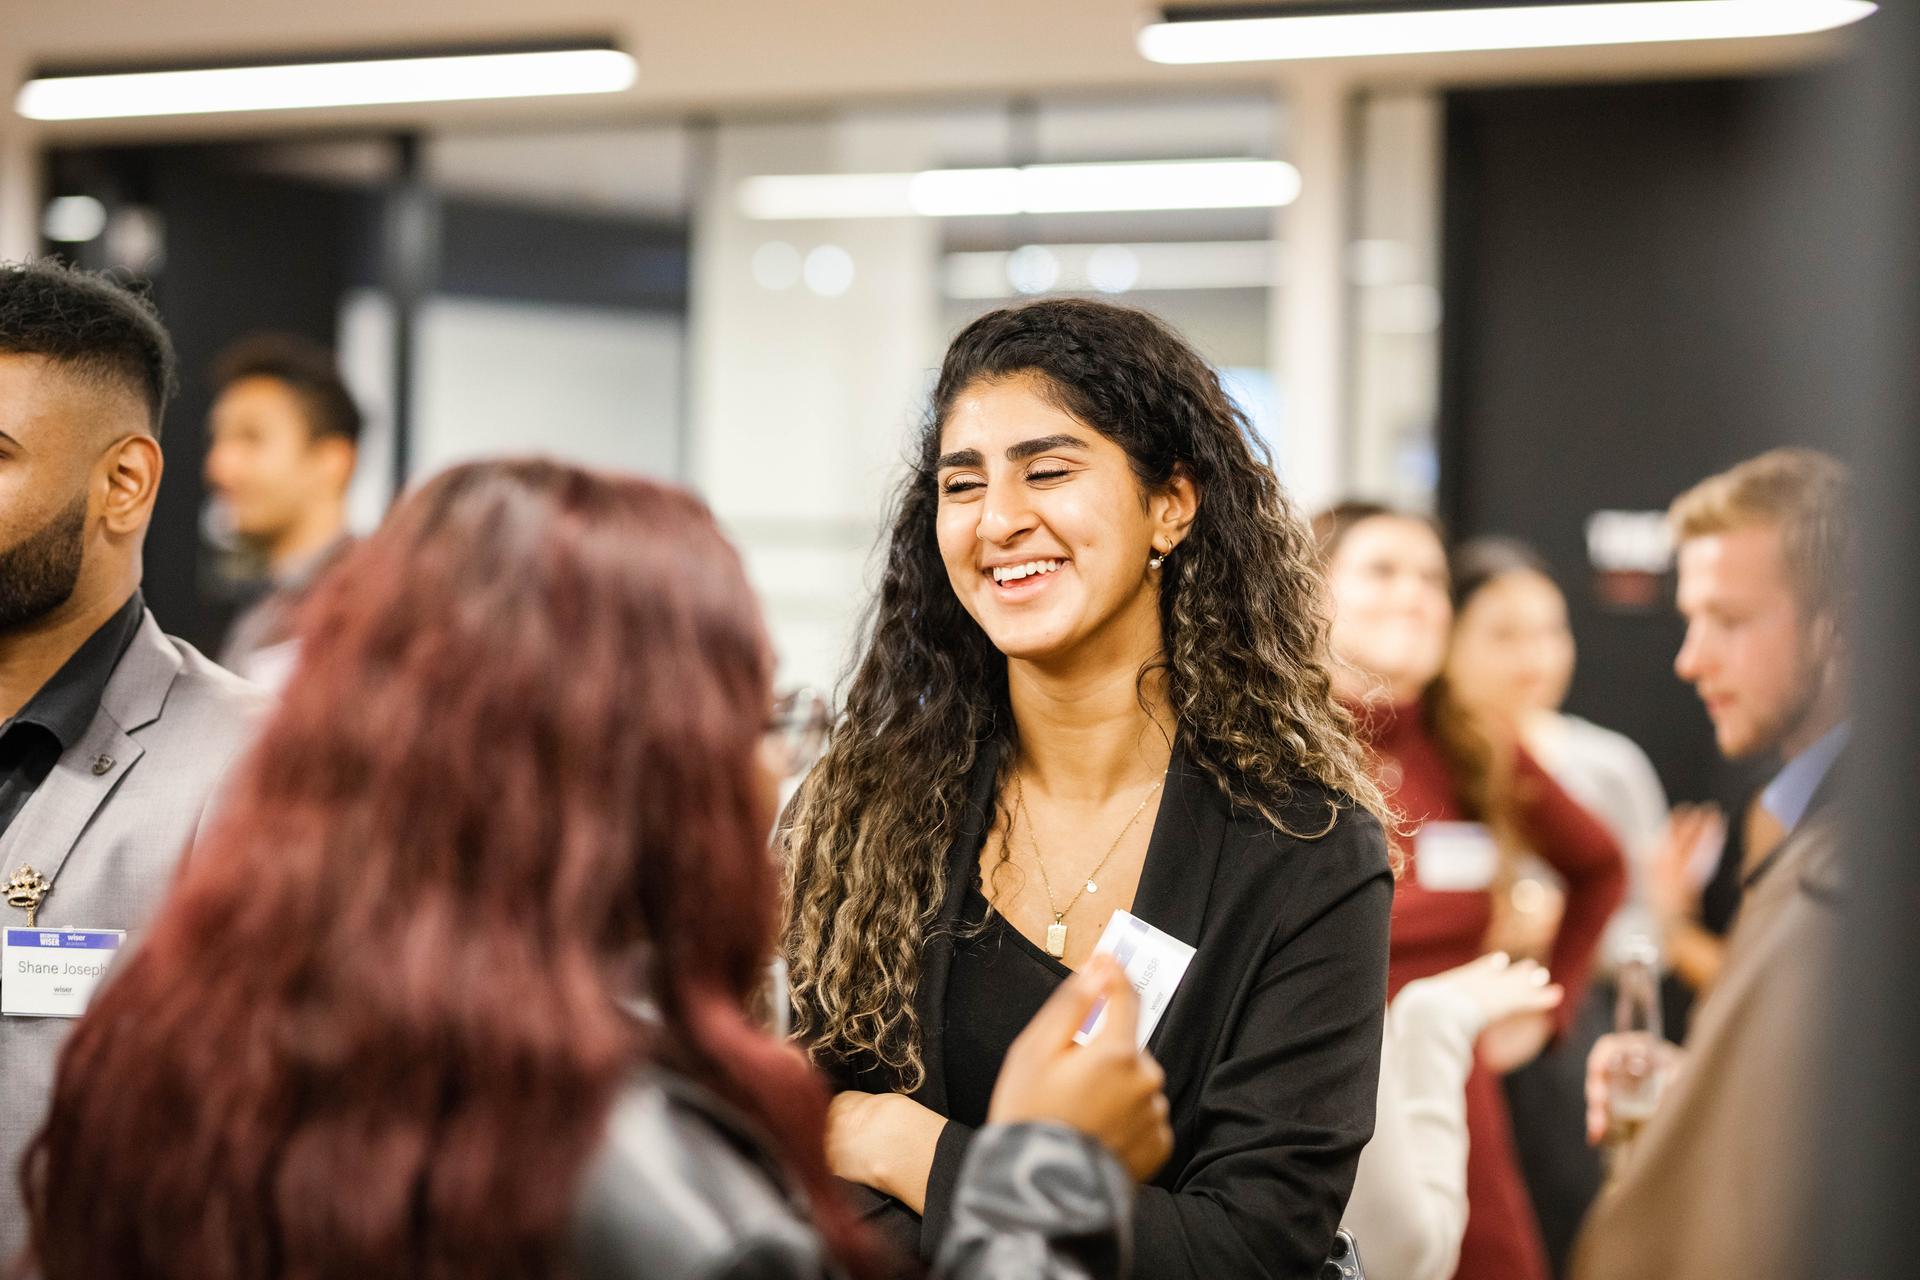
[985,555,1070,599]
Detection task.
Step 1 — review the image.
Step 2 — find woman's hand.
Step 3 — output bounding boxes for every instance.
[987,954,1173,1182]
[1648,804,1725,928]
[824,1090,947,1211]
[1449,952,1565,1073]
[1443,952,1565,1023]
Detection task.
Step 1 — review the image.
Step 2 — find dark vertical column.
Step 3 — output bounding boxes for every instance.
[1822,3,1920,1276]
[379,133,437,494]
[135,156,366,651]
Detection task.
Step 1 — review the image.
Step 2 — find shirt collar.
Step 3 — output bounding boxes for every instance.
[1,592,146,751]
[1759,719,1851,834]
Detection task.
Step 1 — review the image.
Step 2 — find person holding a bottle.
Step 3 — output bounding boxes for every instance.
[1574,449,1853,1280]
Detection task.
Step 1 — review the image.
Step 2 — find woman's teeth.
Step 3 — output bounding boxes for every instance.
[992,559,1064,585]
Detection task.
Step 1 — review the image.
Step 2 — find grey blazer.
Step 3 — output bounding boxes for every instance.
[0,610,268,1255]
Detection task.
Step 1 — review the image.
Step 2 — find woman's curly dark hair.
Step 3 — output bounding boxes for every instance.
[782,298,1388,1088]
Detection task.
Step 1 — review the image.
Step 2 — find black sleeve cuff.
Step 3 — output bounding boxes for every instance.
[918,1118,977,1258]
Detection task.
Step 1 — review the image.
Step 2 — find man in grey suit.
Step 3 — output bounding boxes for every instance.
[0,261,267,1254]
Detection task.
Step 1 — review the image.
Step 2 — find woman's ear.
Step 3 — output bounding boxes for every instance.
[1151,463,1201,551]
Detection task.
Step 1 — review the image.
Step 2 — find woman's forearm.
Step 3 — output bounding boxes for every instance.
[874,1095,948,1213]
[828,1091,948,1214]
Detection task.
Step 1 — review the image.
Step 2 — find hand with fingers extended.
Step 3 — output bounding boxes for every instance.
[1442,951,1565,1073]
[1647,804,1726,928]
[987,954,1174,1182]
[1446,951,1566,1027]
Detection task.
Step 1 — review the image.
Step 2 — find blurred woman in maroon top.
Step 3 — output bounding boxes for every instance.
[1315,503,1625,1280]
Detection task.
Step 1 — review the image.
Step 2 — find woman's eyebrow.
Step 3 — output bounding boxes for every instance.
[935,447,984,470]
[1006,433,1089,461]
[936,434,1088,471]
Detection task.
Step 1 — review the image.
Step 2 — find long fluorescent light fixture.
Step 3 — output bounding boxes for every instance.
[1139,0,1878,63]
[945,241,1283,299]
[16,41,637,121]
[739,159,1301,220]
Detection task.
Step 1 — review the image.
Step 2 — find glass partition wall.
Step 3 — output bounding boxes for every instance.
[39,87,1442,685]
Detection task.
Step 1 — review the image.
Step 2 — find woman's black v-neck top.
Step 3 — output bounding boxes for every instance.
[824,741,1394,1280]
[943,881,1072,1128]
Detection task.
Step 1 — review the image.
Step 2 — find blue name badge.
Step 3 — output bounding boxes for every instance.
[2,928,125,1019]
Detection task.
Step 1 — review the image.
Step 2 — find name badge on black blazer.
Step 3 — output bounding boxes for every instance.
[1074,909,1196,1049]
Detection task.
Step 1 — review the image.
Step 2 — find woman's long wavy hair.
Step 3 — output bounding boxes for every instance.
[19,460,883,1280]
[783,298,1388,1089]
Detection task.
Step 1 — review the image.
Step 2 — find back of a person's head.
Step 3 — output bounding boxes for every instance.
[1670,447,1853,625]
[0,258,176,432]
[20,458,881,1280]
[212,332,363,445]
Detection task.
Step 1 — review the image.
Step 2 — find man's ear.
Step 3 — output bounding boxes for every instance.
[99,433,163,536]
[316,436,357,493]
[1806,608,1848,675]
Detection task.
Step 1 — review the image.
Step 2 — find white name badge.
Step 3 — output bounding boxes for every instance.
[1414,821,1500,892]
[1074,909,1196,1050]
[3,928,125,1018]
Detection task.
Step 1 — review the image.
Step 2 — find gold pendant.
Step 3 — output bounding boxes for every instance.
[6,865,51,927]
[1046,920,1068,958]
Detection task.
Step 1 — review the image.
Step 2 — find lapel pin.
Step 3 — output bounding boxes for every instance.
[92,754,114,776]
[6,865,51,927]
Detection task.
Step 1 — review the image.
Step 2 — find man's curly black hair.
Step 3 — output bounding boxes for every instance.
[0,259,177,434]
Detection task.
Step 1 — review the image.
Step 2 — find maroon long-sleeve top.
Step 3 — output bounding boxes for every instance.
[1359,700,1626,1280]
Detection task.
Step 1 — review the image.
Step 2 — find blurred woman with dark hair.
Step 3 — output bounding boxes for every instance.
[1444,537,1671,964]
[17,459,1169,1280]
[1312,502,1624,1280]
[784,298,1393,1278]
[1443,537,1677,1273]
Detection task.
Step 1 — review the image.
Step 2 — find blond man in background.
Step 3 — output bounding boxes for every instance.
[1574,448,1851,1280]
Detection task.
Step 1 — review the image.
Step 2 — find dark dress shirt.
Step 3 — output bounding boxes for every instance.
[0,592,144,841]
[826,740,1393,1280]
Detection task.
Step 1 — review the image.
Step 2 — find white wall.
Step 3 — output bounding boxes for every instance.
[411,295,683,480]
[336,289,684,532]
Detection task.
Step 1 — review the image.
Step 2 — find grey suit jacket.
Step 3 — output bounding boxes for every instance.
[0,610,268,1257]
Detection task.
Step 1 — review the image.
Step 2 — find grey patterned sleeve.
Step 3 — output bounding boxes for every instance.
[933,1123,1132,1280]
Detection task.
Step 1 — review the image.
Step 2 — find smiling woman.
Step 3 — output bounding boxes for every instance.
[782,297,1395,1278]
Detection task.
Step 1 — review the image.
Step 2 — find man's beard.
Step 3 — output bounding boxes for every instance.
[0,494,88,634]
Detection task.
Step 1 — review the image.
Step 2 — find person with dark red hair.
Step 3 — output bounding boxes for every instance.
[15,458,1170,1280]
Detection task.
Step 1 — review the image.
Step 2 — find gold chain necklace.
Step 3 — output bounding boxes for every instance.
[1012,770,1163,959]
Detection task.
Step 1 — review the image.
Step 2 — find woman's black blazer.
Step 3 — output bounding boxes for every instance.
[830,740,1393,1280]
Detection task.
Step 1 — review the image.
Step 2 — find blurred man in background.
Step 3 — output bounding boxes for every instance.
[204,334,360,690]
[0,260,265,1256]
[1574,447,1850,1280]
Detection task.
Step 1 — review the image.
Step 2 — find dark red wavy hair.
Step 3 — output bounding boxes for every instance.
[19,460,883,1280]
